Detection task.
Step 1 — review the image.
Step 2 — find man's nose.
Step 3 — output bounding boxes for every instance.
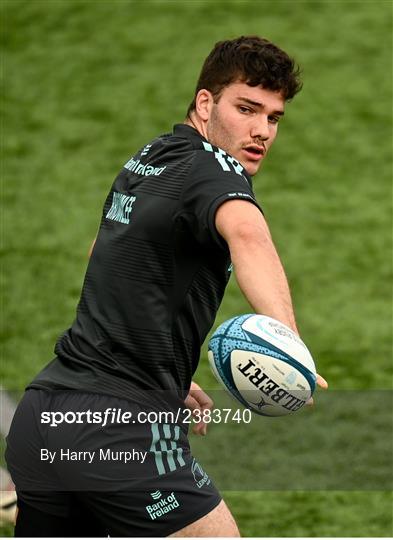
[250,116,270,141]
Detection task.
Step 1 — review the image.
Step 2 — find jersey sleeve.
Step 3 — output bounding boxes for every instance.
[178,146,263,247]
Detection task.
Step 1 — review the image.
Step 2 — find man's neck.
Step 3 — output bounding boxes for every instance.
[184,113,208,141]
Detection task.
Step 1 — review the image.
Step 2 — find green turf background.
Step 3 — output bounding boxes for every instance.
[1,0,392,536]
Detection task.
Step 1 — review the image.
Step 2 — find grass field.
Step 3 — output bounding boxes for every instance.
[1,0,392,536]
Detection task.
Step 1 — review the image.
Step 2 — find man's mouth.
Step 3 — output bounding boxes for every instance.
[242,145,265,160]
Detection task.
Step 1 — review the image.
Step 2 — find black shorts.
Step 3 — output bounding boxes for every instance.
[5,389,221,537]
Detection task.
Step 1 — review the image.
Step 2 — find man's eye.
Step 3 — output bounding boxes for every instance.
[269,116,280,124]
[239,106,252,114]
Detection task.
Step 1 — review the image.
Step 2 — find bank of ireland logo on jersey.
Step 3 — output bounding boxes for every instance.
[191,458,211,489]
[145,491,180,521]
[106,191,136,224]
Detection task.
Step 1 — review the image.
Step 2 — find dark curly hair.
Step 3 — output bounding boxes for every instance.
[187,36,302,116]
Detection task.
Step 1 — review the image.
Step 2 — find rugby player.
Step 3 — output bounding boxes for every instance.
[6,36,327,537]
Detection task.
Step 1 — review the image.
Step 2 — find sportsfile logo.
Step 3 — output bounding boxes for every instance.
[145,491,180,521]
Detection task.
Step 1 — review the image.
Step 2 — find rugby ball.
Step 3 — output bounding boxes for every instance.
[208,314,317,416]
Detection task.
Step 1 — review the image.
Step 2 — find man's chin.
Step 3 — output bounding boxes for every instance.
[234,153,262,176]
[242,161,262,177]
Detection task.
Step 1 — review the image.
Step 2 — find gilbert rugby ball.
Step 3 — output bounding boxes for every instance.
[208,314,317,416]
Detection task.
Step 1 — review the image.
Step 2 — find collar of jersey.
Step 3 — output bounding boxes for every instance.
[173,123,208,146]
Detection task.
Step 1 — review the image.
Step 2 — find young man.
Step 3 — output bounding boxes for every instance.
[6,36,327,537]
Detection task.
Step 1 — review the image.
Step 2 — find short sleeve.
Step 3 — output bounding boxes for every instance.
[178,145,263,247]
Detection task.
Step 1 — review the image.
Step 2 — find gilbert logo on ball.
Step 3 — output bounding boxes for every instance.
[208,314,317,417]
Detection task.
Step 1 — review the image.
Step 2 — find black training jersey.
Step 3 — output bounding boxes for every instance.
[29,124,262,408]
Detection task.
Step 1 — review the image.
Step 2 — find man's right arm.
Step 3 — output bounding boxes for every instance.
[215,199,298,334]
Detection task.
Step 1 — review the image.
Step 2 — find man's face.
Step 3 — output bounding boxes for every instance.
[205,81,286,176]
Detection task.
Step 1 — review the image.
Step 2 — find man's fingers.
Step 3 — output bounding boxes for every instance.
[316,373,328,389]
[184,395,200,412]
[184,392,209,436]
[192,422,207,436]
[190,388,214,410]
[306,396,314,407]
[185,382,214,436]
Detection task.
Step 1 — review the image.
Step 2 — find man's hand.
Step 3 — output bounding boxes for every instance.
[184,381,213,436]
[307,373,328,406]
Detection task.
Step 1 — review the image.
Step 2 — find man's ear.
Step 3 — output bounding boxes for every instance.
[195,89,214,122]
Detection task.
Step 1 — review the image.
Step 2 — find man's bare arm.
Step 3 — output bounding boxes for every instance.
[216,199,298,333]
[216,199,328,392]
